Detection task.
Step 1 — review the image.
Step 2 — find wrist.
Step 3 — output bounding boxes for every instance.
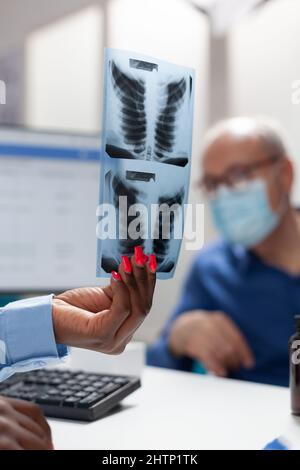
[169,318,187,357]
[52,297,94,349]
[52,297,66,344]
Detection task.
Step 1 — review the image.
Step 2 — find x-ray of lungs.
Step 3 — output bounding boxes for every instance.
[97,48,195,279]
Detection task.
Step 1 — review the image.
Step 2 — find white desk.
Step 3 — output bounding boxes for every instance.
[49,366,300,450]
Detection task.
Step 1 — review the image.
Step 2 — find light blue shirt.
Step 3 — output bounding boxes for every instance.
[0,295,68,382]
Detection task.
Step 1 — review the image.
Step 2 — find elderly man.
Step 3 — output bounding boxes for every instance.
[148,116,300,387]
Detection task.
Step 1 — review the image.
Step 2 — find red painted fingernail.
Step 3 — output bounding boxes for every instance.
[121,255,132,274]
[112,271,122,281]
[143,254,149,263]
[149,254,157,273]
[134,246,145,266]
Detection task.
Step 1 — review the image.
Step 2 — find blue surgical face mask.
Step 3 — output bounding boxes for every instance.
[209,179,281,248]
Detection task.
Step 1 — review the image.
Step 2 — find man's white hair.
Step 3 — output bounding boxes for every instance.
[203,116,289,158]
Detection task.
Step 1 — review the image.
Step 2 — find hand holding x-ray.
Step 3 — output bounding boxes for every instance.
[53,251,156,354]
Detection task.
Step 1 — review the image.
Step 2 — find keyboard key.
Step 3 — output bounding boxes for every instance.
[93,381,105,388]
[67,379,78,385]
[36,395,63,406]
[48,388,60,396]
[75,391,89,398]
[113,377,129,385]
[19,392,38,401]
[61,373,72,380]
[75,374,86,380]
[58,384,68,391]
[49,378,63,386]
[88,375,100,381]
[35,371,46,377]
[70,384,82,392]
[101,383,121,395]
[100,376,112,383]
[61,390,73,397]
[34,378,49,385]
[64,396,82,407]
[70,370,83,376]
[79,380,90,387]
[77,393,105,407]
[24,377,40,384]
[15,384,34,393]
[84,386,96,393]
[3,391,23,398]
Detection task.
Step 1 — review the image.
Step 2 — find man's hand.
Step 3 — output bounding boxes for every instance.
[169,311,255,377]
[52,247,156,355]
[0,397,53,450]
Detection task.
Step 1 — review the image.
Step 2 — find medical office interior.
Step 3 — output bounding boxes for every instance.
[1,0,300,451]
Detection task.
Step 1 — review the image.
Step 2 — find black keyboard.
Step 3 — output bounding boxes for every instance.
[0,369,141,421]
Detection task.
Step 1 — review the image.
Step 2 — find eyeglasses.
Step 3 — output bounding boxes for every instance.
[197,155,281,196]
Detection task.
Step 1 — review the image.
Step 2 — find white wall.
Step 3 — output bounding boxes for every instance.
[25,6,103,132]
[0,0,99,56]
[229,0,300,202]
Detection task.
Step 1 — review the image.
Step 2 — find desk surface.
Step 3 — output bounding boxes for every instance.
[50,366,300,450]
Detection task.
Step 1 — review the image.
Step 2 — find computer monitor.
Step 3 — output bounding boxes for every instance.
[0,126,100,293]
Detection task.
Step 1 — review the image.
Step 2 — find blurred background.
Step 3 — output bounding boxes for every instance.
[0,0,300,343]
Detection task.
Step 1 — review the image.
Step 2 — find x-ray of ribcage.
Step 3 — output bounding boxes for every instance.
[97,49,195,280]
[101,171,186,274]
[106,59,193,167]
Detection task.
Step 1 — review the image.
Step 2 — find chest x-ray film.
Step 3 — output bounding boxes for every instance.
[97,48,195,279]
